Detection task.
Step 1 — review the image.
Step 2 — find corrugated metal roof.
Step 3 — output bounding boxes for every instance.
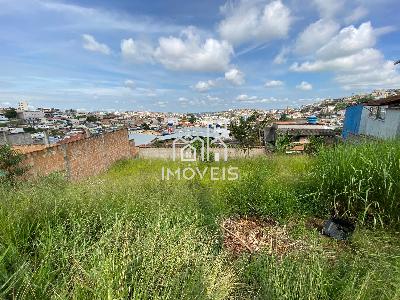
[275,128,336,136]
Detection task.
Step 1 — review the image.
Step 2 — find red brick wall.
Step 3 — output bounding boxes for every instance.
[23,129,135,180]
[23,145,66,177]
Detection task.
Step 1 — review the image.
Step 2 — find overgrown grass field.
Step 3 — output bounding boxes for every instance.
[1,140,400,299]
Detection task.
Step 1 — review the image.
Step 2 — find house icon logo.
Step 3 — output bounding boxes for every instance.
[172,127,228,162]
[210,136,228,162]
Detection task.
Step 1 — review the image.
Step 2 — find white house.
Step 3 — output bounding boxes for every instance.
[0,114,9,123]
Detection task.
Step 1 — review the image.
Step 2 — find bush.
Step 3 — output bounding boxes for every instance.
[275,134,292,153]
[304,136,325,155]
[0,144,27,182]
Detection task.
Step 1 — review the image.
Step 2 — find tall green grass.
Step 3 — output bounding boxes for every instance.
[311,140,400,227]
[216,156,311,220]
[0,142,400,299]
[238,228,400,300]
[0,174,234,299]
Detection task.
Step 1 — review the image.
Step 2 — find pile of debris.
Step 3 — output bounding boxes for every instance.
[221,217,306,256]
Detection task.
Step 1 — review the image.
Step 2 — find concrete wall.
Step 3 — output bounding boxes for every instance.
[23,128,135,180]
[137,147,265,160]
[0,132,33,145]
[359,107,400,139]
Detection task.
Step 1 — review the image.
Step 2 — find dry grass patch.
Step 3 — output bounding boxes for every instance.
[221,217,308,256]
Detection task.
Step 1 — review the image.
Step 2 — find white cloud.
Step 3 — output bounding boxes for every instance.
[193,80,215,92]
[273,47,290,64]
[124,80,135,89]
[82,34,110,55]
[206,95,221,102]
[121,38,154,63]
[291,21,400,89]
[224,68,245,85]
[121,29,234,71]
[237,94,254,101]
[295,19,340,55]
[291,23,380,72]
[296,81,313,91]
[236,94,277,103]
[375,26,397,37]
[313,0,370,27]
[291,48,383,73]
[121,27,233,72]
[154,27,233,72]
[156,101,167,107]
[335,59,400,90]
[218,0,292,46]
[344,6,368,24]
[265,80,284,87]
[316,22,376,60]
[313,0,345,18]
[17,0,182,34]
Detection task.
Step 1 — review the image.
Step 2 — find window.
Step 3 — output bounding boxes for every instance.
[376,107,386,120]
[368,106,387,120]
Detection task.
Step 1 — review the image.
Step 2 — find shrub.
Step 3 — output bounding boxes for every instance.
[275,134,292,153]
[0,144,27,182]
[304,136,325,155]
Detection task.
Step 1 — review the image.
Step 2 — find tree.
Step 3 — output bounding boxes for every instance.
[229,113,260,154]
[188,114,196,124]
[23,127,37,133]
[4,108,17,119]
[141,122,150,130]
[86,115,98,122]
[356,95,373,104]
[279,113,289,121]
[0,145,27,182]
[334,102,349,111]
[275,134,292,153]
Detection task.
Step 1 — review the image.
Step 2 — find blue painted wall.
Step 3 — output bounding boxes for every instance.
[342,104,363,139]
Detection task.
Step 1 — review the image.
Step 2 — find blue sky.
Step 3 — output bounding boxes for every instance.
[0,0,399,112]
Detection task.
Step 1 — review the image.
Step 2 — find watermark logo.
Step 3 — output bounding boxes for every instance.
[162,127,239,181]
[172,132,228,162]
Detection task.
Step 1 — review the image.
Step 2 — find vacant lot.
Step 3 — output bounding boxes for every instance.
[1,141,400,299]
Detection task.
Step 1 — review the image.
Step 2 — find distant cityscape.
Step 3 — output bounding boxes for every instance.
[1,88,399,147]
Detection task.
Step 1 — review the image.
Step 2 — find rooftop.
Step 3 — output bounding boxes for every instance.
[365,95,400,106]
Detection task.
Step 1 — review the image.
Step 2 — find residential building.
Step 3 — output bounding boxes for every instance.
[17,110,45,122]
[264,120,336,152]
[0,114,9,123]
[18,101,29,111]
[342,95,400,139]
